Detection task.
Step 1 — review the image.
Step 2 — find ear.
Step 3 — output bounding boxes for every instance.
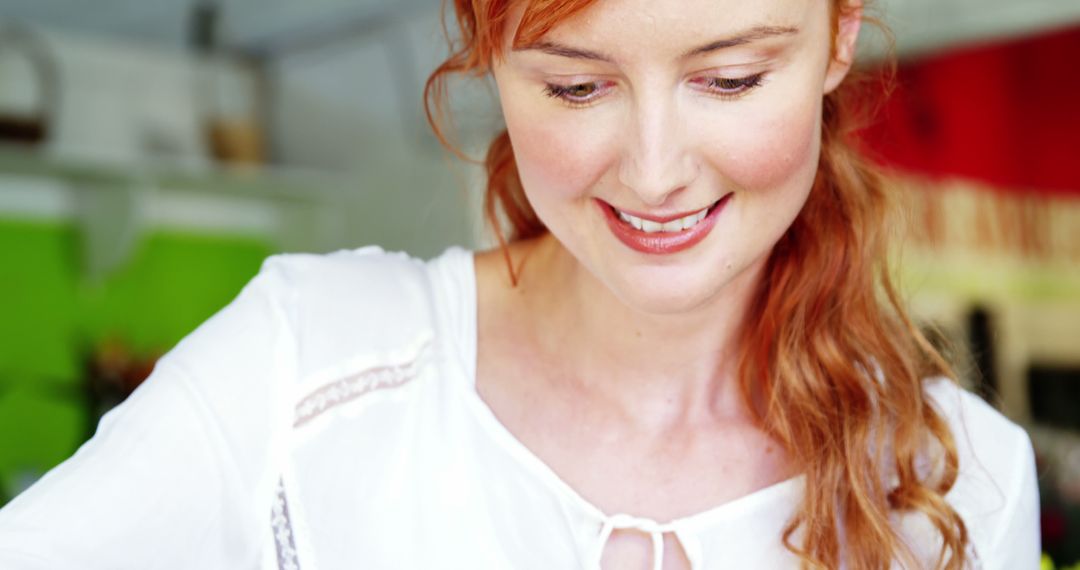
[823,3,862,94]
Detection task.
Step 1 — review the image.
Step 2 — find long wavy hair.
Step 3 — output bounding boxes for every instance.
[425,0,970,567]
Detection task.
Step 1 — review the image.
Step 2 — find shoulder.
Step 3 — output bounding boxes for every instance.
[923,378,1031,474]
[922,378,1041,566]
[264,245,430,303]
[257,245,473,382]
[922,378,1033,492]
[160,244,472,384]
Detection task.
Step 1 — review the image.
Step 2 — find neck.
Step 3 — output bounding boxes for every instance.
[515,234,765,433]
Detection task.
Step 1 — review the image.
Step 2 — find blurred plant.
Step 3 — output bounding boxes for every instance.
[1043,552,1080,570]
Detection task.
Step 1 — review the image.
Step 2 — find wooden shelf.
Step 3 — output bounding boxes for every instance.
[0,145,355,203]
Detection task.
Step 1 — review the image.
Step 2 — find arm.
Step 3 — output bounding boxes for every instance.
[0,257,296,570]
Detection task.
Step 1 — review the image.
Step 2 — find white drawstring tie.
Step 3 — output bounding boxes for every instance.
[590,514,680,570]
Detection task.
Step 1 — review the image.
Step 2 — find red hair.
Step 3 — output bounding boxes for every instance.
[426,1,970,567]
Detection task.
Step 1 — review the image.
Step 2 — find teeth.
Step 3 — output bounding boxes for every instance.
[616,205,711,233]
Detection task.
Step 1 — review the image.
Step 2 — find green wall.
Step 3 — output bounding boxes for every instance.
[0,217,272,504]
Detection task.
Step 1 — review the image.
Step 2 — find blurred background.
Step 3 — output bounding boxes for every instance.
[0,0,1076,565]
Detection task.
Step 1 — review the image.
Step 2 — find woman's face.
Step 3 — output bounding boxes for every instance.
[492,0,858,314]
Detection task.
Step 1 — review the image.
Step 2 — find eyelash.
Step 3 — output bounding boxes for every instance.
[696,73,767,98]
[542,82,613,108]
[543,73,767,108]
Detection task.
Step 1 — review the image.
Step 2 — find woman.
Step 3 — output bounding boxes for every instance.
[0,0,1038,568]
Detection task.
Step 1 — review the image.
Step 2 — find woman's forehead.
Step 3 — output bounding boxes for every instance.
[509,0,824,60]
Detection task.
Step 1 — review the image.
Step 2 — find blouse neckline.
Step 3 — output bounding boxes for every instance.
[443,246,805,533]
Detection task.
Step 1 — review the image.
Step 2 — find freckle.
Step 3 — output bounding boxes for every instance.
[766,445,774,454]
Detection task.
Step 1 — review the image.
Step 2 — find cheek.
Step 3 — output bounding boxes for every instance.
[701,96,821,194]
[503,104,614,206]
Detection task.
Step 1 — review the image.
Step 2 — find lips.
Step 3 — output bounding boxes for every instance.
[598,194,731,255]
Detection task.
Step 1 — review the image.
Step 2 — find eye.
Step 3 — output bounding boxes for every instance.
[692,72,766,100]
[543,81,610,107]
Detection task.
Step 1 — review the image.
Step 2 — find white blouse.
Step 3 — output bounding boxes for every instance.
[0,246,1040,569]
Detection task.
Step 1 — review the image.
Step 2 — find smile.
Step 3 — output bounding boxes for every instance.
[616,206,710,233]
[598,195,732,255]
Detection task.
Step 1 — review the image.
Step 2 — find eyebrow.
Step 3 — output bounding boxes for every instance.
[516,25,800,63]
[683,25,800,58]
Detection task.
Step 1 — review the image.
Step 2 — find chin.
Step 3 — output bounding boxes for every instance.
[603,262,742,316]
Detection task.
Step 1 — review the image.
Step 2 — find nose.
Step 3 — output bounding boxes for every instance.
[617,94,698,207]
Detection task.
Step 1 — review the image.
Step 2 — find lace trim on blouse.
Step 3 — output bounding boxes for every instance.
[293,356,424,428]
[271,478,300,570]
[271,348,427,568]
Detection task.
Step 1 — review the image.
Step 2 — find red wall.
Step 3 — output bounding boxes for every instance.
[859,25,1080,196]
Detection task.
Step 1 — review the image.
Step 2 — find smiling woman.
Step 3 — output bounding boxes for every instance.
[0,0,1039,569]
[424,0,1039,568]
